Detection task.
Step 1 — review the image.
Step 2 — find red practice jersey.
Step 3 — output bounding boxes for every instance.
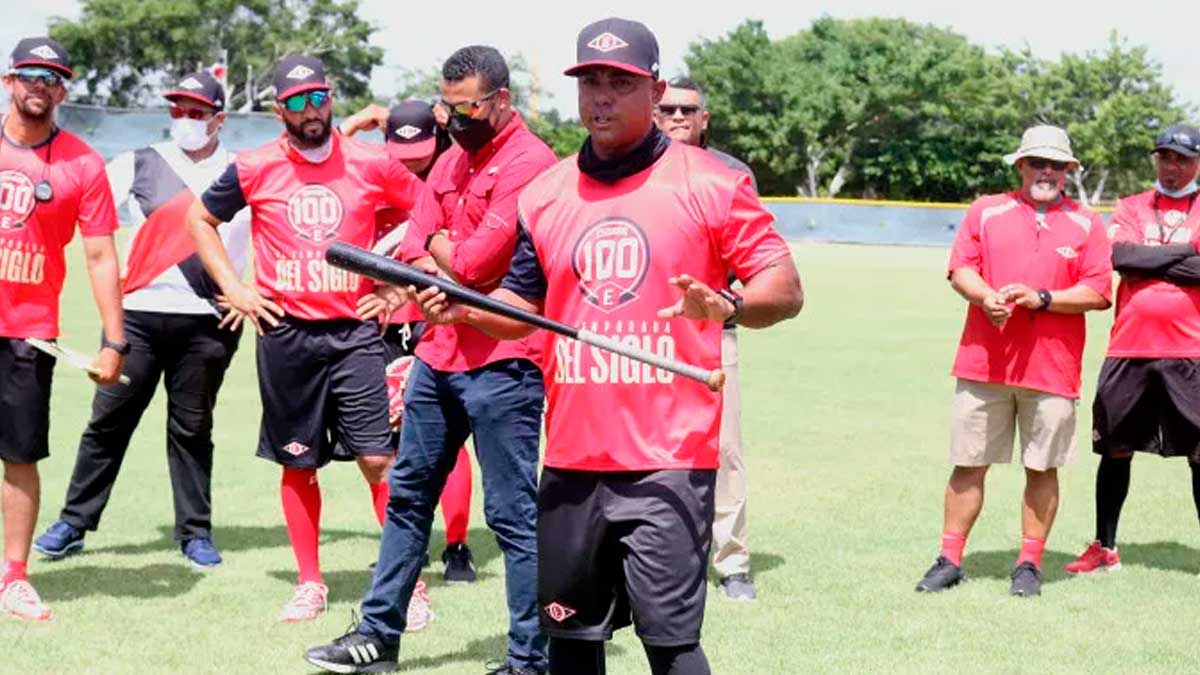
[947,191,1113,398]
[1107,190,1200,357]
[201,132,420,321]
[0,129,118,338]
[507,141,791,472]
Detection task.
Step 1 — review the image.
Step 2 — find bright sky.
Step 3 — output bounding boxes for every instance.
[5,0,1198,117]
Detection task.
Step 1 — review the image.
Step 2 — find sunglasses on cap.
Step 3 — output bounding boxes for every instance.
[1155,130,1200,153]
[11,67,64,88]
[1025,158,1070,172]
[282,90,330,112]
[169,105,215,121]
[657,104,701,116]
[439,90,499,119]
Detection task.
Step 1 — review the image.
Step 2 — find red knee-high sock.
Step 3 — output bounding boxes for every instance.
[281,467,323,585]
[1,560,27,585]
[369,480,388,527]
[440,446,472,545]
[1016,536,1046,569]
[940,531,967,567]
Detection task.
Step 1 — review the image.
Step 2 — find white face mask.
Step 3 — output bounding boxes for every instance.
[170,118,215,152]
[1155,180,1199,199]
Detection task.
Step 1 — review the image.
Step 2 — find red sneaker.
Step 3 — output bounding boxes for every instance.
[1065,541,1120,574]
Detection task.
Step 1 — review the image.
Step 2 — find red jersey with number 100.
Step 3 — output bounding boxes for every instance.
[0,128,118,339]
[232,133,420,321]
[517,142,791,472]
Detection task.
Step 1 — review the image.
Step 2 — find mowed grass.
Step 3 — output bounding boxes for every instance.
[2,240,1199,674]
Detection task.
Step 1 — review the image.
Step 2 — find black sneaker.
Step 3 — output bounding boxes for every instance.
[914,556,964,592]
[1009,562,1042,597]
[442,543,477,583]
[304,616,399,674]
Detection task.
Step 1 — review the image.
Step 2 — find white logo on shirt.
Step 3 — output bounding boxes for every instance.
[285,65,315,80]
[394,124,422,140]
[0,170,37,231]
[1056,246,1078,259]
[29,45,59,60]
[286,184,344,243]
[586,32,629,53]
[178,77,204,90]
[572,218,650,313]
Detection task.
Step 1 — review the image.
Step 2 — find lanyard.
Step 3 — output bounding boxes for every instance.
[1152,191,1199,245]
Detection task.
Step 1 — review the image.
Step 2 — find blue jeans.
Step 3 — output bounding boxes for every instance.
[360,357,546,670]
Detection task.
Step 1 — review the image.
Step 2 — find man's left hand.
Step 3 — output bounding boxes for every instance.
[1001,283,1046,311]
[89,348,125,386]
[657,274,735,323]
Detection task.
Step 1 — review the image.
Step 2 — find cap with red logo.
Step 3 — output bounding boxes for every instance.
[9,36,73,78]
[565,17,659,79]
[163,70,225,111]
[385,100,438,160]
[273,54,330,100]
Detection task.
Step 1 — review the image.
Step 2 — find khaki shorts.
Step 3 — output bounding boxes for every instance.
[949,379,1078,471]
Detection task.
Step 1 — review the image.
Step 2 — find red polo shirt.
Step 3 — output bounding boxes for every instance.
[399,112,556,372]
[1107,190,1200,357]
[947,191,1112,399]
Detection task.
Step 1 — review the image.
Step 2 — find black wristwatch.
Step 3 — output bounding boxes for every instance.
[717,288,744,325]
[424,229,447,252]
[100,335,131,355]
[1036,288,1053,311]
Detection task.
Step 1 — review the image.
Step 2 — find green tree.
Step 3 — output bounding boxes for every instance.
[1006,33,1191,205]
[49,0,383,112]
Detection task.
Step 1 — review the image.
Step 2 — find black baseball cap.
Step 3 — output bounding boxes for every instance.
[9,36,73,78]
[1155,124,1200,158]
[274,54,330,100]
[164,70,225,111]
[385,100,438,160]
[565,17,660,79]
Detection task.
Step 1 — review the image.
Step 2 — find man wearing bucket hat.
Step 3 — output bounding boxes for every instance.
[915,124,1113,597]
[1065,124,1200,575]
[0,35,126,621]
[34,70,249,570]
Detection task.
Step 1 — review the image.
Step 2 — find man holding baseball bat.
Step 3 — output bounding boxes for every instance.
[304,18,802,675]
[0,36,126,622]
[325,45,557,675]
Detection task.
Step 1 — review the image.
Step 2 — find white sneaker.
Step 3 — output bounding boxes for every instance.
[406,578,435,632]
[0,579,52,622]
[279,582,328,623]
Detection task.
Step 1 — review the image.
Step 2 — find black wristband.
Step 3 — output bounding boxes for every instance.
[101,335,131,355]
[424,229,446,252]
[1036,288,1052,311]
[717,288,744,325]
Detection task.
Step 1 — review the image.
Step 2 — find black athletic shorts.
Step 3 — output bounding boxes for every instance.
[0,337,55,464]
[381,321,425,362]
[1092,357,1200,460]
[255,318,391,468]
[537,467,716,647]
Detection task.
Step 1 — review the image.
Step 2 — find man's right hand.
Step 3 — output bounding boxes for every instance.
[338,104,391,137]
[216,283,285,335]
[982,290,1012,327]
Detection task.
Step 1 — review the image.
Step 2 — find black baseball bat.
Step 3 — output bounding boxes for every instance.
[326,242,725,391]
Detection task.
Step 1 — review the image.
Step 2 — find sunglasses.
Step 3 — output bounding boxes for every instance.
[1025,158,1070,171]
[282,90,330,112]
[12,68,63,89]
[169,105,214,121]
[658,105,701,116]
[439,90,499,118]
[1155,131,1200,153]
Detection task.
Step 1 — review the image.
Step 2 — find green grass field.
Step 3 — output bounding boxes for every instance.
[3,241,1199,674]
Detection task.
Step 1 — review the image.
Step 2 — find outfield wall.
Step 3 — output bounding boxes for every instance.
[55,104,1115,244]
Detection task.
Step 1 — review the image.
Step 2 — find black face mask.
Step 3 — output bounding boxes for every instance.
[448,115,496,153]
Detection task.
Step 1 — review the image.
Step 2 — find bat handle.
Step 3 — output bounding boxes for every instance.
[577,330,725,391]
[118,374,132,386]
[705,369,726,392]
